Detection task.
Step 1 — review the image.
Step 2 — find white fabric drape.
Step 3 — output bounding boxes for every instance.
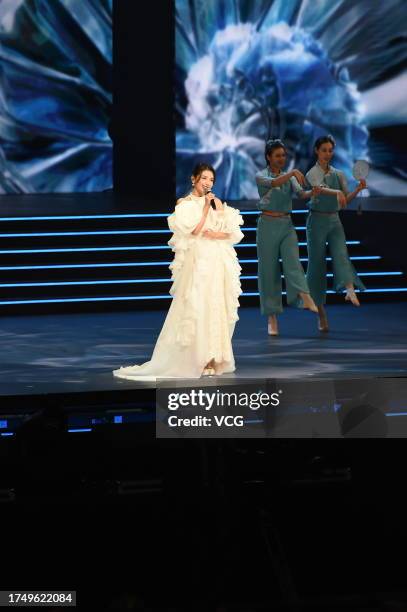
[113,195,244,381]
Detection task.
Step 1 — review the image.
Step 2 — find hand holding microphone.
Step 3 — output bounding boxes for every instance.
[204,188,217,210]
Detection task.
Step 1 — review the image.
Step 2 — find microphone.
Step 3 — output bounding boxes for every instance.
[205,188,216,210]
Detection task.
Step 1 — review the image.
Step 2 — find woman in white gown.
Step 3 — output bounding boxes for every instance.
[113,163,244,381]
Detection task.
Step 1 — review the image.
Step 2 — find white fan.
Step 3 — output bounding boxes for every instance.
[352,160,370,181]
[307,165,326,204]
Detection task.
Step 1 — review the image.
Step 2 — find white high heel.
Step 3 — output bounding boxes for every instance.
[317,305,329,332]
[268,317,279,336]
[318,320,329,332]
[202,367,215,376]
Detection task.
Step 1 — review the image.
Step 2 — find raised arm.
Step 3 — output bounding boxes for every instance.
[191,192,214,235]
[334,171,365,207]
[256,169,306,189]
[191,203,210,235]
[202,197,231,240]
[345,178,366,204]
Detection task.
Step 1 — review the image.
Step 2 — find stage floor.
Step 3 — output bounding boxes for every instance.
[0,302,406,397]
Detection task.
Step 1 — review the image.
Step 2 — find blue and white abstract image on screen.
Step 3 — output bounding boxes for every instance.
[176,0,407,199]
[0,0,112,193]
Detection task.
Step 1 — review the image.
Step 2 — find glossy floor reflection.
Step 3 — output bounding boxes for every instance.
[0,302,406,396]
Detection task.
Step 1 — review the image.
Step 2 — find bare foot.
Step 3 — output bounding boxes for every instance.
[345,288,360,306]
[268,315,279,336]
[317,305,329,332]
[300,292,318,313]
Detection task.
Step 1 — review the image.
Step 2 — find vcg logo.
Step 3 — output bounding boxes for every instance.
[214,415,244,427]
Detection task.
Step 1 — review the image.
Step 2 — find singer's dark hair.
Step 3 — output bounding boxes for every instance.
[191,162,216,181]
[314,134,336,151]
[265,139,286,163]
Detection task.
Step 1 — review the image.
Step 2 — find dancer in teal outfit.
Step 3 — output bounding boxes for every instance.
[256,139,319,336]
[305,135,367,332]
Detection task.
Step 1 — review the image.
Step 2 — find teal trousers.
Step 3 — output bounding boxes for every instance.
[257,215,310,315]
[306,212,366,306]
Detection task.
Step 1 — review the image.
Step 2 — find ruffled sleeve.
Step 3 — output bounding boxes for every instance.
[221,203,244,245]
[167,197,202,282]
[167,198,201,236]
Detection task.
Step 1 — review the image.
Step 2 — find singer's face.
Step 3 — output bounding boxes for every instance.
[316,143,334,164]
[193,170,215,196]
[267,147,286,171]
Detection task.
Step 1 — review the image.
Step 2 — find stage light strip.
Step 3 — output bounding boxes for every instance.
[0,271,401,289]
[1,287,407,305]
[241,288,407,297]
[68,428,92,433]
[0,214,174,221]
[0,279,171,287]
[260,255,377,262]
[0,241,360,254]
[0,210,308,221]
[0,432,14,437]
[0,246,172,253]
[0,230,173,237]
[0,256,383,271]
[242,271,401,279]
[241,271,402,280]
[0,226,308,237]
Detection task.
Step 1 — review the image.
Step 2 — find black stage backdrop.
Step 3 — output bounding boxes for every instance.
[113,0,174,207]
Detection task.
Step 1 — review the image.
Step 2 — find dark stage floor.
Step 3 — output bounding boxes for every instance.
[0,302,406,396]
[0,302,406,437]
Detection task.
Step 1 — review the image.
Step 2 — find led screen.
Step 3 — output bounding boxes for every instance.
[0,0,112,193]
[176,0,407,199]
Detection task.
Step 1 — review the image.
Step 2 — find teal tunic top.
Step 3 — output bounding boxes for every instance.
[255,167,304,213]
[306,163,349,212]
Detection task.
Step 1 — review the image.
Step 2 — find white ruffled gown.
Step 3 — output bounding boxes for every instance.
[113,194,244,381]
